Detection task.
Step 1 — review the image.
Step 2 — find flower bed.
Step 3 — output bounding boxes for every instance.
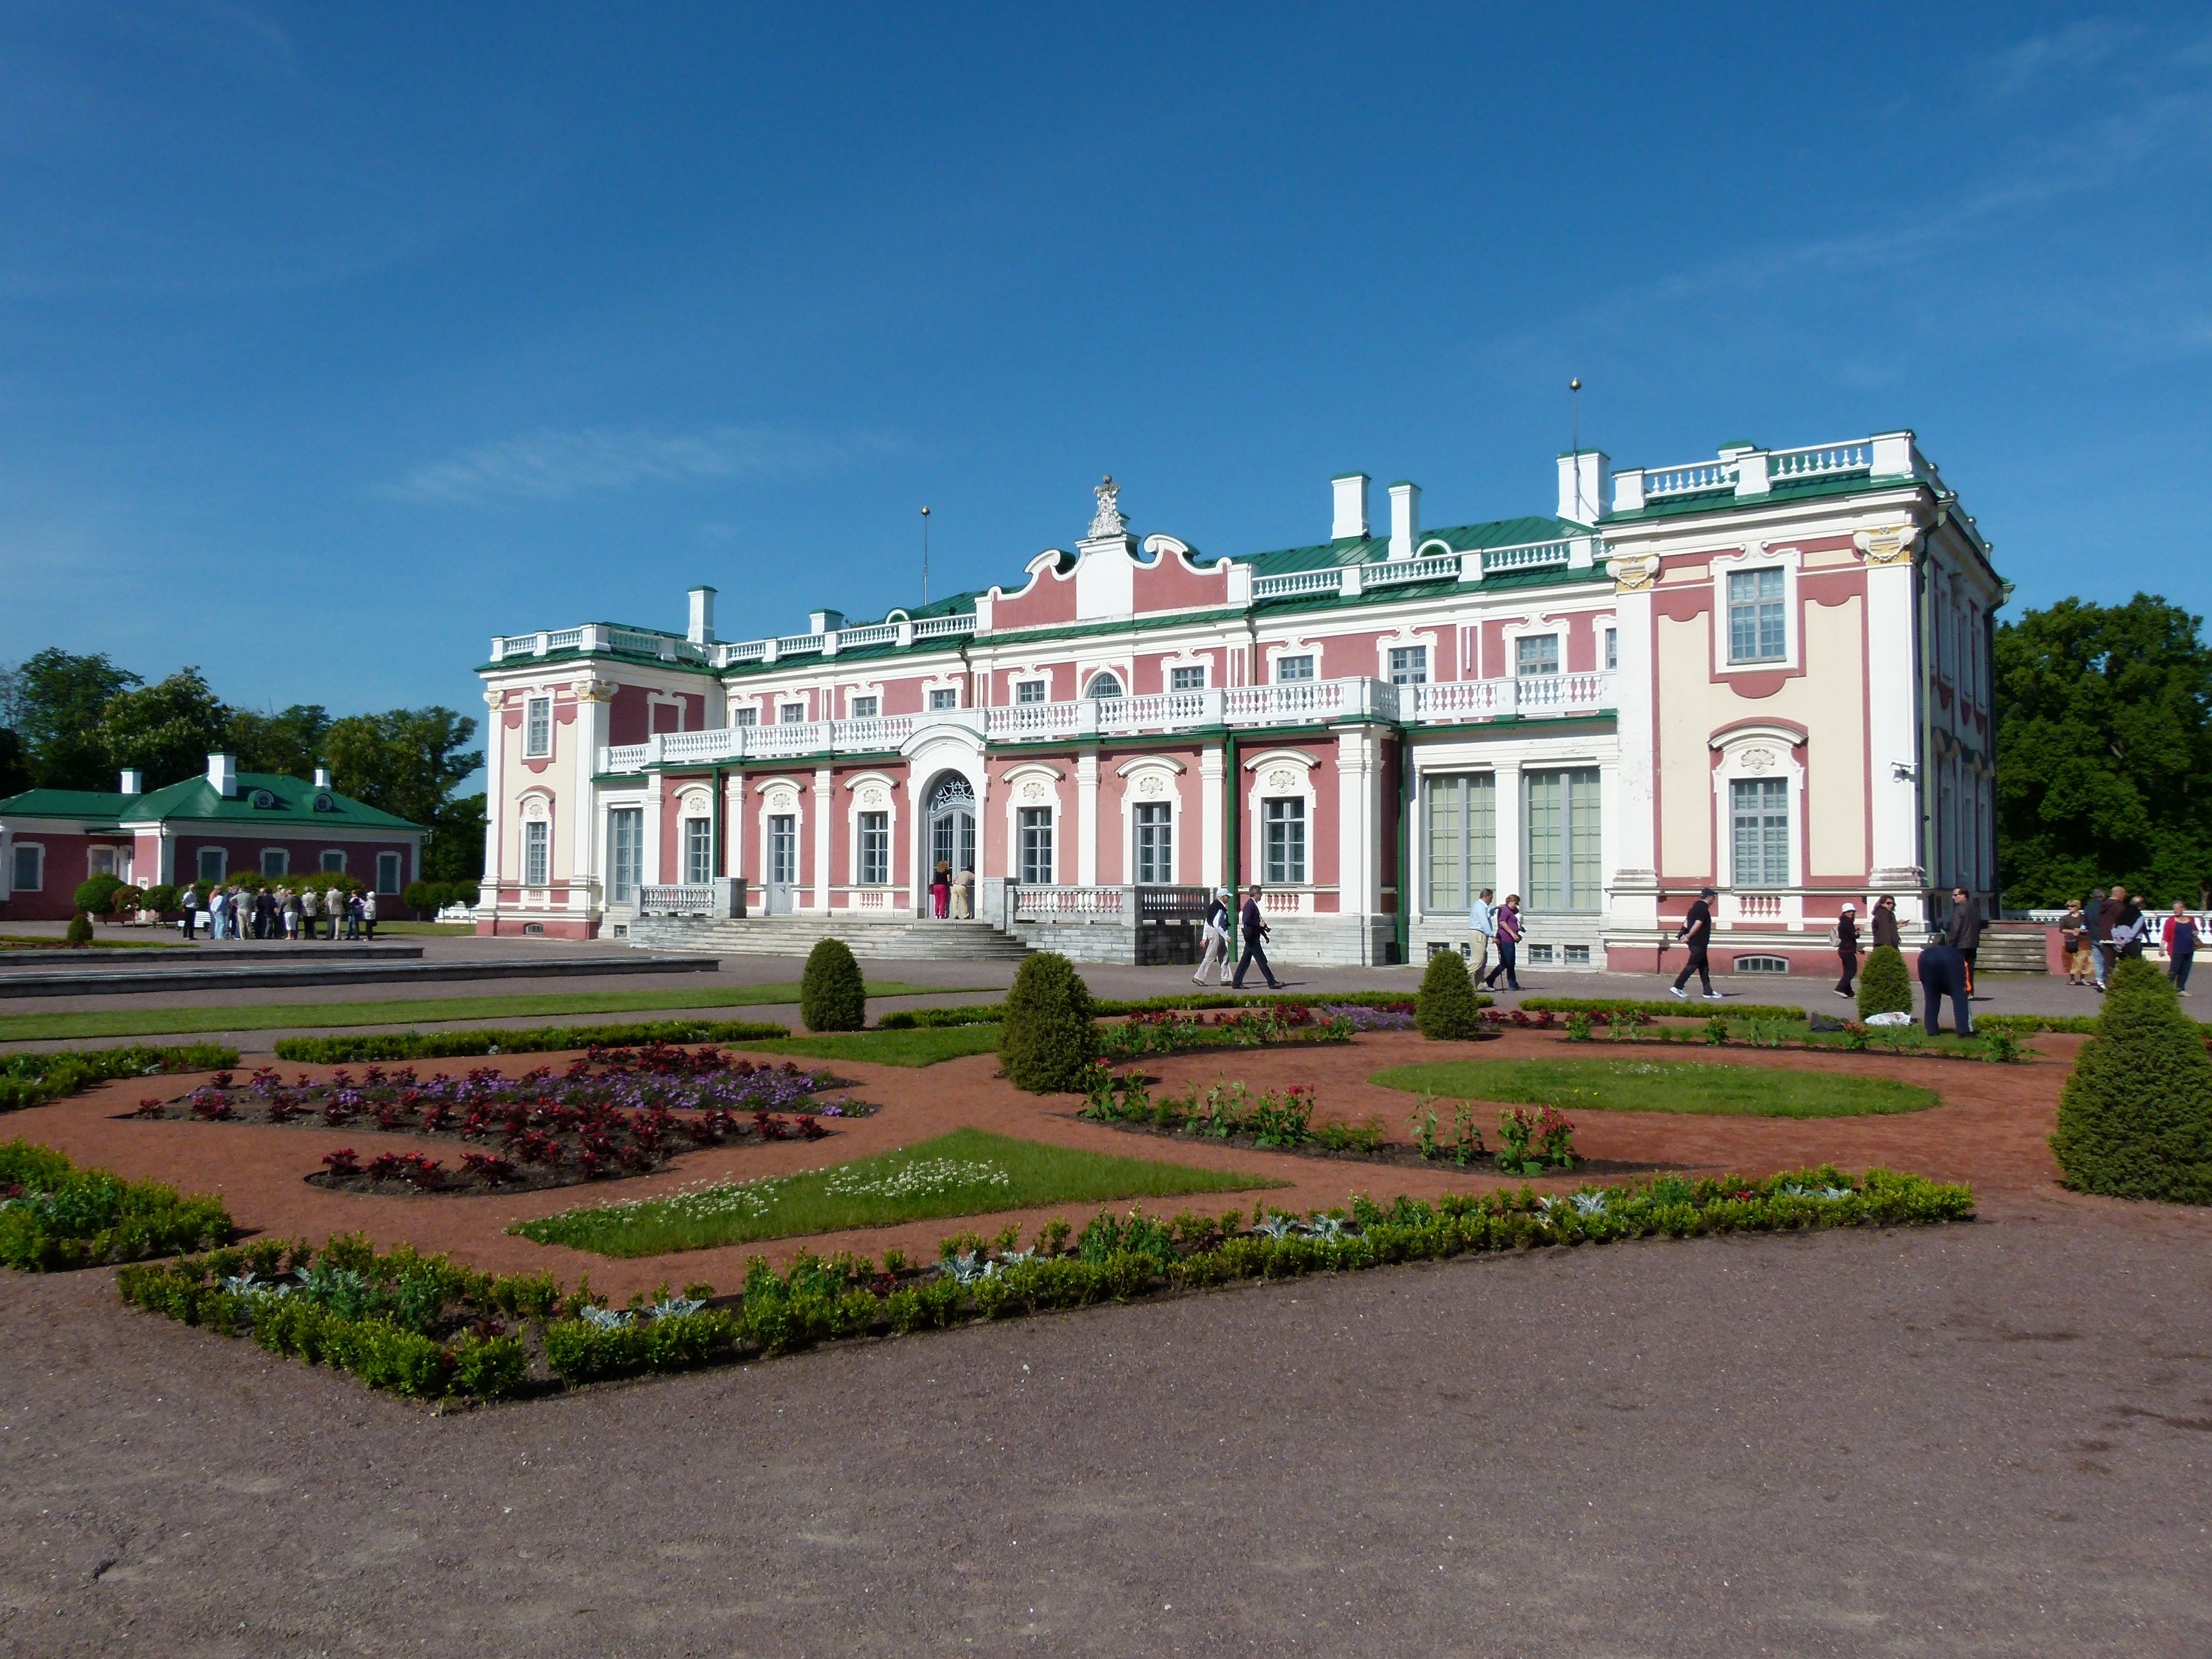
[876,990,1447,1031]
[1095,1002,1419,1061]
[271,1018,792,1065]
[118,1165,1975,1401]
[1,1041,241,1113]
[2,1139,235,1270]
[1507,1006,2031,1064]
[128,1046,872,1196]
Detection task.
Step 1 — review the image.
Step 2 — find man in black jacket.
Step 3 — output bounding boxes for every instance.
[1918,927,1972,1036]
[1949,886,1984,994]
[1231,885,1280,990]
[1669,887,1721,1001]
[1835,903,1860,997]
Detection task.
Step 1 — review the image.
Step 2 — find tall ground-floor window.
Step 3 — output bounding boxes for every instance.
[606,809,641,902]
[197,847,228,884]
[1730,777,1789,888]
[522,821,550,888]
[376,852,403,895]
[1263,797,1307,885]
[11,844,42,892]
[1017,807,1054,885]
[1524,768,1601,910]
[261,848,289,878]
[1133,802,1173,884]
[1423,773,1496,912]
[858,811,889,885]
[682,817,713,885]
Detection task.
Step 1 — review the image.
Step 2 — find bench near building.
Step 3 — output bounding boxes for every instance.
[0,756,424,922]
[473,430,2001,973]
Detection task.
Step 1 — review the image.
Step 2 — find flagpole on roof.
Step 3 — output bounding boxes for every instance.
[920,505,931,607]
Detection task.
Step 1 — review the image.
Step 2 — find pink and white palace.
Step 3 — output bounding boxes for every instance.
[475,430,1999,974]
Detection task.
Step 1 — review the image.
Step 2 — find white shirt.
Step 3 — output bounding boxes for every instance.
[1469,898,1496,937]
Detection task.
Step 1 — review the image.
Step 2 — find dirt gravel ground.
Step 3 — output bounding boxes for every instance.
[4,1207,2211,1657]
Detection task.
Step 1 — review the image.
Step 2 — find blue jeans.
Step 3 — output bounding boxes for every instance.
[2090,941,2108,983]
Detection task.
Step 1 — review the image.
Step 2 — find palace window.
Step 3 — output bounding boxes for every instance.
[682,817,713,885]
[1083,672,1124,699]
[1516,634,1560,678]
[849,695,879,720]
[928,687,960,710]
[606,809,642,903]
[524,697,552,757]
[321,850,346,874]
[11,844,42,892]
[1169,665,1206,691]
[1728,568,1786,663]
[1133,802,1174,884]
[1017,807,1054,885]
[261,849,288,878]
[1015,678,1047,704]
[1604,627,1618,671]
[1388,646,1428,686]
[523,822,549,888]
[1263,797,1307,885]
[1524,768,1601,911]
[1731,777,1790,888]
[858,811,889,886]
[732,707,758,728]
[1423,773,1496,913]
[376,852,403,895]
[88,846,117,878]
[197,847,227,883]
[1275,654,1315,683]
[780,703,806,724]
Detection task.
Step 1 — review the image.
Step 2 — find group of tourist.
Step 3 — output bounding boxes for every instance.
[1192,885,1285,990]
[2056,887,2200,994]
[180,884,377,943]
[928,863,974,920]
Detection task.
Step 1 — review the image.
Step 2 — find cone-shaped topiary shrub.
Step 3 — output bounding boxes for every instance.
[2051,958,2212,1203]
[63,913,93,946]
[1857,945,1911,1019]
[1416,948,1484,1040]
[998,951,1098,1093]
[799,938,866,1033]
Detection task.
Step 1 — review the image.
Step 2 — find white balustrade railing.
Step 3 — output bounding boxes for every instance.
[1481,538,1576,573]
[638,884,713,917]
[716,640,768,665]
[1364,552,1462,589]
[837,623,900,648]
[1767,441,1870,482]
[1644,460,1737,499]
[1250,567,1345,600]
[775,633,826,656]
[1511,671,1613,714]
[912,613,977,639]
[1014,885,1129,919]
[1407,679,1515,721]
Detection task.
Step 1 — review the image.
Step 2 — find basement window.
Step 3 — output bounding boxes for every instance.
[1734,954,1789,974]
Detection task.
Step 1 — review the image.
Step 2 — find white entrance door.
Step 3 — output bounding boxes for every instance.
[767,814,798,914]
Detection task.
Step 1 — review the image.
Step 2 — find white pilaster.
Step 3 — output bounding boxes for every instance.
[1076,753,1100,885]
[725,773,746,888]
[1495,760,1524,905]
[813,766,834,911]
[1605,581,1660,932]
[572,683,613,913]
[480,689,505,898]
[1335,727,1376,917]
[642,775,664,887]
[1863,553,1925,890]
[1199,744,1225,889]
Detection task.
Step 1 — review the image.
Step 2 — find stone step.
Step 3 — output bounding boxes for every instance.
[1973,923,2049,974]
[627,916,1030,962]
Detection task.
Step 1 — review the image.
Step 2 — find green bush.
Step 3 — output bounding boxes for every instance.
[998,952,1099,1093]
[270,1018,791,1064]
[403,879,444,915]
[0,1139,236,1270]
[1,1043,241,1112]
[63,913,94,946]
[2051,959,2212,1203]
[1415,948,1484,1041]
[880,989,1438,1031]
[142,883,180,916]
[1857,945,1912,1019]
[800,938,866,1033]
[73,874,127,919]
[1522,996,1807,1020]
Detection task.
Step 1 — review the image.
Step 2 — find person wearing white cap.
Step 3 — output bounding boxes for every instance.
[1194,888,1232,985]
[1835,903,1860,997]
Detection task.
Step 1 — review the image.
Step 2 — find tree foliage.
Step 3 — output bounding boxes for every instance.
[98,669,233,789]
[1996,595,2212,907]
[7,648,141,790]
[324,707,482,831]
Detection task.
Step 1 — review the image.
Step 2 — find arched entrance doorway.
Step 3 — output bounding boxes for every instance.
[923,772,975,916]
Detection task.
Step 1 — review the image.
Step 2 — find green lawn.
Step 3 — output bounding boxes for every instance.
[1371,1056,1942,1118]
[511,1126,1281,1257]
[1,933,185,951]
[365,921,477,937]
[728,1024,1005,1068]
[0,982,973,1044]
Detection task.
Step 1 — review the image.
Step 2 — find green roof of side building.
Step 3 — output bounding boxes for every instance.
[0,772,422,831]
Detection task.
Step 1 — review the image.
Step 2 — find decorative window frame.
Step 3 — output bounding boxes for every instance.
[1709,723,1806,889]
[1156,647,1211,693]
[1001,762,1063,885]
[1499,613,1573,680]
[1115,756,1186,885]
[196,846,229,884]
[320,849,348,875]
[1078,662,1131,699]
[645,691,689,736]
[1241,749,1320,887]
[1265,638,1323,684]
[844,771,898,889]
[516,790,555,889]
[10,840,45,893]
[260,848,289,878]
[1374,624,1439,685]
[674,784,715,884]
[843,679,886,720]
[753,777,806,891]
[1710,542,1804,676]
[919,668,967,712]
[522,695,554,758]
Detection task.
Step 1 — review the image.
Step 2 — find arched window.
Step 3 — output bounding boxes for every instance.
[1084,672,1124,699]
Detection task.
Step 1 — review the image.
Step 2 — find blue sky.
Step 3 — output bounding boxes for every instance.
[3,2,2208,726]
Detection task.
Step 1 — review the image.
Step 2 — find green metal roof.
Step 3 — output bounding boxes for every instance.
[0,772,422,831]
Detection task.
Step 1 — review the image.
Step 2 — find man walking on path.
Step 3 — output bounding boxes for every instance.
[2088,886,2114,989]
[1918,927,1972,1036]
[1193,889,1231,986]
[1835,903,1860,997]
[1230,884,1281,990]
[1670,886,1722,1001]
[1481,894,1523,991]
[1467,888,1496,984]
[1949,886,1983,994]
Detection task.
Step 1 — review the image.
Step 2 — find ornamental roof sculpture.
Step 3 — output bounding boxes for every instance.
[1088,474,1127,540]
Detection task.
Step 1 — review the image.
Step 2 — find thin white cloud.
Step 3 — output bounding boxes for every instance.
[389,423,910,505]
[1983,18,2137,102]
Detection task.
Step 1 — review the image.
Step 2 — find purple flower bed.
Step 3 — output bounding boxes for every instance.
[1311,1004,1416,1032]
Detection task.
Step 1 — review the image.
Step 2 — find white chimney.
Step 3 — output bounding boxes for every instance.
[1331,473,1370,542]
[206,754,237,797]
[313,767,332,789]
[118,769,142,796]
[1557,450,1610,525]
[807,608,845,635]
[687,585,717,645]
[1388,481,1421,560]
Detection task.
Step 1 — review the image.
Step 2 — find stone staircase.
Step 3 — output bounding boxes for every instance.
[1974,921,2049,974]
[626,915,1031,962]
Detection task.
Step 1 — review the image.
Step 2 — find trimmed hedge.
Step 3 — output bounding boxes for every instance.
[1857,946,1912,1019]
[998,952,1099,1093]
[2051,959,2212,1203]
[270,1019,791,1064]
[800,938,866,1033]
[0,1139,236,1270]
[878,989,1444,1031]
[1,1042,241,1112]
[1415,948,1485,1040]
[1521,996,1810,1020]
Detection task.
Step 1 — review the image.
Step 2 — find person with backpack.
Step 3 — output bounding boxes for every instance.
[1669,886,1720,1001]
[2164,901,2199,994]
[1193,889,1231,986]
